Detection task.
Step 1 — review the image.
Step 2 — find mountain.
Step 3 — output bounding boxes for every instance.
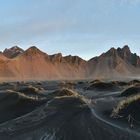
[0,45,139,81]
[88,46,140,79]
[117,45,140,67]
[0,46,87,81]
[3,46,24,58]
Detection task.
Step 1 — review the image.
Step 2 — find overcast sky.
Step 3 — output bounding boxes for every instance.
[0,0,140,60]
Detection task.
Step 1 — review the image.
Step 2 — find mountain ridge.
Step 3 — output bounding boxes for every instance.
[0,45,139,81]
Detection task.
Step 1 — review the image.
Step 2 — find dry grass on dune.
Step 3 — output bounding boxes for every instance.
[111,94,140,121]
[46,88,92,106]
[128,80,140,86]
[110,81,128,86]
[59,81,76,89]
[51,88,78,97]
[90,79,102,84]
[120,85,140,97]
[47,88,80,99]
[7,89,46,101]
[15,85,44,95]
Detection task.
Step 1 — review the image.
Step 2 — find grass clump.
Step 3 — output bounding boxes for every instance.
[120,86,140,97]
[111,93,140,121]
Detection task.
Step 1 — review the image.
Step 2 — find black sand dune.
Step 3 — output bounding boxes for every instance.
[129,80,140,86]
[59,81,77,89]
[15,85,46,97]
[86,81,120,91]
[0,81,140,140]
[0,89,97,140]
[0,87,140,140]
[0,90,47,123]
[111,81,129,86]
[0,82,16,90]
[42,96,95,140]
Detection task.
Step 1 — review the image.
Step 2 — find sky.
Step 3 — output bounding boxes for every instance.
[0,0,140,60]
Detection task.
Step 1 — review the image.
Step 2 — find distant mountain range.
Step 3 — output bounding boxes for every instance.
[0,45,139,81]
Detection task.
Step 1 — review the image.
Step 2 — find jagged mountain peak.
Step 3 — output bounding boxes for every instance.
[50,53,62,58]
[108,47,116,52]
[104,47,118,57]
[64,55,86,65]
[116,45,140,67]
[117,45,131,57]
[110,47,116,51]
[23,46,46,56]
[122,45,130,52]
[50,53,63,62]
[4,46,23,51]
[26,46,41,52]
[3,46,24,58]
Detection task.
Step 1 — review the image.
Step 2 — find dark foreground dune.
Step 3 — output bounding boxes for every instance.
[0,89,97,140]
[0,80,140,140]
[0,89,47,123]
